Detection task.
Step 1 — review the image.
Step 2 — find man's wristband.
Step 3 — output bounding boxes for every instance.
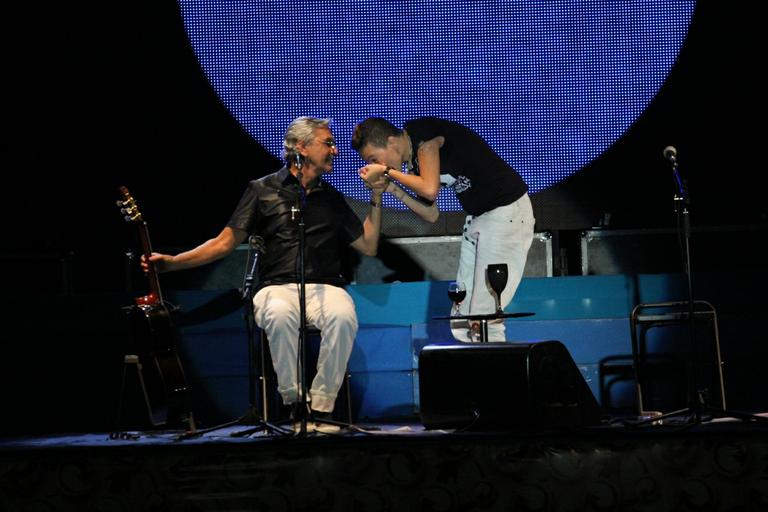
[383,167,394,180]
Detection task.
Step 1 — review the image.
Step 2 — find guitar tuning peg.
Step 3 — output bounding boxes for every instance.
[124,215,132,222]
[116,200,124,207]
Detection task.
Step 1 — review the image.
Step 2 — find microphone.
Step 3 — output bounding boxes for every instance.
[294,152,306,199]
[663,146,677,164]
[242,235,265,300]
[293,152,308,211]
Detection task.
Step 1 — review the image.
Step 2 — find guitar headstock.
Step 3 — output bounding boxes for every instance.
[117,185,144,223]
[117,185,163,304]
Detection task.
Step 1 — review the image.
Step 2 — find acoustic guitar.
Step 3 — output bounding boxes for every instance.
[117,186,196,432]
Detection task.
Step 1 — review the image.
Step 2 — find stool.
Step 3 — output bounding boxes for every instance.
[598,355,637,412]
[257,326,353,423]
[630,300,726,416]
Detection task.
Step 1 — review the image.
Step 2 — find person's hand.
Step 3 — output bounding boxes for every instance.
[140,252,173,274]
[469,321,481,342]
[358,164,387,188]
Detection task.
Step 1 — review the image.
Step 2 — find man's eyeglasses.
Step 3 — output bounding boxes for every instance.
[317,138,337,149]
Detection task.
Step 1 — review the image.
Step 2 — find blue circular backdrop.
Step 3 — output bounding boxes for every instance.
[178,1,695,210]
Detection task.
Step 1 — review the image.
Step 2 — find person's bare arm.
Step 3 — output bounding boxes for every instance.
[359,136,444,201]
[386,181,439,223]
[142,226,247,273]
[350,186,385,256]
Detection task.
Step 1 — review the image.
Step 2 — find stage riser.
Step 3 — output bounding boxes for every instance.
[120,273,768,425]
[178,317,644,422]
[2,271,766,435]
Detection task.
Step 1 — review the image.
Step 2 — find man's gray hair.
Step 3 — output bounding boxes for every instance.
[283,116,332,162]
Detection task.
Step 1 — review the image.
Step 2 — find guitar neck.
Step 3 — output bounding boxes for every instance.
[138,220,164,304]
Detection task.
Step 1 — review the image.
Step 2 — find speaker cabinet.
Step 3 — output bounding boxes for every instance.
[418,340,601,430]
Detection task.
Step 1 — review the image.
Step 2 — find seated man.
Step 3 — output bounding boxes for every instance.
[144,116,385,431]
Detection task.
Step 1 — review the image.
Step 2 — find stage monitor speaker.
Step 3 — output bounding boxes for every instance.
[418,340,601,430]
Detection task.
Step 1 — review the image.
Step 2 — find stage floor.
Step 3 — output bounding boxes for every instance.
[2,412,767,448]
[2,413,767,511]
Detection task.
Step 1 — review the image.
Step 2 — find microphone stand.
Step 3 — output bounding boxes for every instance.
[631,150,766,427]
[674,155,702,422]
[293,168,310,436]
[286,166,351,435]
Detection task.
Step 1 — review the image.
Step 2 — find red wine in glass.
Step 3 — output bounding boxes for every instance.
[486,263,508,313]
[447,281,466,305]
[448,288,466,303]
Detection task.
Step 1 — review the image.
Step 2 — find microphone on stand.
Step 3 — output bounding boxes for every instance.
[663,145,677,165]
[293,152,306,220]
[291,152,304,220]
[242,235,265,301]
[664,145,689,204]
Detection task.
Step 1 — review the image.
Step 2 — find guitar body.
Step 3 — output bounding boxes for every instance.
[118,186,196,432]
[126,303,194,429]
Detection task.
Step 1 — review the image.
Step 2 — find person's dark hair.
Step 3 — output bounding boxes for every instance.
[350,117,401,151]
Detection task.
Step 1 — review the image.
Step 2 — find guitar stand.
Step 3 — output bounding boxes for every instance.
[116,353,160,427]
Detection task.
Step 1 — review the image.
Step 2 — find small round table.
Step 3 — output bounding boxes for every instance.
[432,311,535,342]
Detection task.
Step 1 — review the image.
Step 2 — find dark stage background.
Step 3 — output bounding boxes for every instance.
[4,1,764,295]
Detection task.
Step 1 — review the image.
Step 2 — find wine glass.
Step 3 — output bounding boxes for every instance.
[486,264,508,314]
[447,281,466,315]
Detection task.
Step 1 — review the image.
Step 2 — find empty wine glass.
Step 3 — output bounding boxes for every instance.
[447,281,466,315]
[486,263,508,314]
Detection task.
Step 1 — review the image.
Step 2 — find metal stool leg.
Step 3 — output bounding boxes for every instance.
[116,354,165,429]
